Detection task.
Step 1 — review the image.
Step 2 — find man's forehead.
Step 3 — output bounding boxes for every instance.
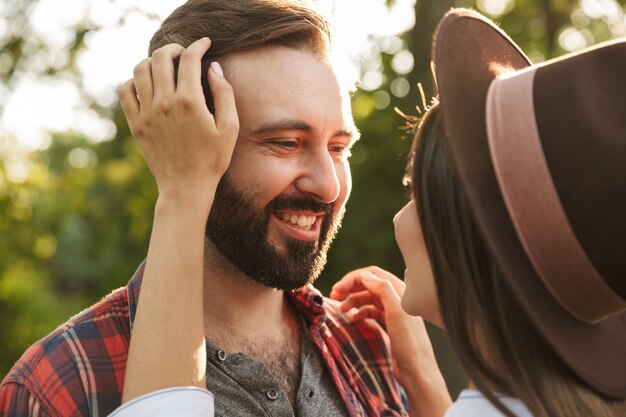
[225,46,338,89]
[224,45,356,138]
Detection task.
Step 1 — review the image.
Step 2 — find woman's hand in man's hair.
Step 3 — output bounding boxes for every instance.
[118,37,239,216]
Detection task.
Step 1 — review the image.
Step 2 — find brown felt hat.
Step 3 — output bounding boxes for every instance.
[432,8,626,398]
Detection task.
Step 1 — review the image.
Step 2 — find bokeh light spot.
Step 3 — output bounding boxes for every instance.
[391,50,414,75]
[372,90,391,110]
[391,78,410,98]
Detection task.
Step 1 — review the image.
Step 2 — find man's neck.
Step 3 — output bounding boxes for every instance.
[202,245,303,404]
[202,244,300,351]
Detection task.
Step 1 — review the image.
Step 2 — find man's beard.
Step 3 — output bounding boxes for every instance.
[205,174,344,290]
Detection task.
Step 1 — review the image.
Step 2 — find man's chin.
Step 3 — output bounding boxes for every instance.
[260,250,327,291]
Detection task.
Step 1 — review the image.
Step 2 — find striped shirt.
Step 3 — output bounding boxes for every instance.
[0,262,407,417]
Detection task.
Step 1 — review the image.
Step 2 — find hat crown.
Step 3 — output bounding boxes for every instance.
[533,40,626,300]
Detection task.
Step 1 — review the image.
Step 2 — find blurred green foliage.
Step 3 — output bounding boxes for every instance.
[1,0,625,398]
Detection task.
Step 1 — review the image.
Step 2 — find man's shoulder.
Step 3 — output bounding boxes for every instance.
[1,285,131,415]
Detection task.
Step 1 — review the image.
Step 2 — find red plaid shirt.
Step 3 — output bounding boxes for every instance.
[1,262,408,417]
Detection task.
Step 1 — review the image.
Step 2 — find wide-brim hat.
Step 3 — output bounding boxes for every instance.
[432,8,626,398]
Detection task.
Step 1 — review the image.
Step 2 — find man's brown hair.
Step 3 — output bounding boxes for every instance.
[149,0,332,111]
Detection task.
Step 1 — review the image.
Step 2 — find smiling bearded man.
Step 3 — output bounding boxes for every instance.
[0,1,408,416]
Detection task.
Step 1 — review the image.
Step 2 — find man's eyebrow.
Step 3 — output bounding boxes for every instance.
[251,119,361,142]
[337,128,361,143]
[251,120,313,135]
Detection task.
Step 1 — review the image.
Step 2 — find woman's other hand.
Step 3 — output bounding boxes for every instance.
[331,266,452,417]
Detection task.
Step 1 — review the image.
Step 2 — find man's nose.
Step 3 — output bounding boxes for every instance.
[296,151,341,204]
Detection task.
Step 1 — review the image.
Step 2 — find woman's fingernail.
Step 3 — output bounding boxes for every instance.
[211,61,223,77]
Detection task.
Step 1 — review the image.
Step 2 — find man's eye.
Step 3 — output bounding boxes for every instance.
[270,140,298,149]
[330,146,352,158]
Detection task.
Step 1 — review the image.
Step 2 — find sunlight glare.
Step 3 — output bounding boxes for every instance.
[559,27,589,51]
[5,0,416,152]
[477,0,514,18]
[29,0,88,48]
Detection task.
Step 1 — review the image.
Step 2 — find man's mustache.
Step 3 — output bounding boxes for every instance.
[266,195,333,215]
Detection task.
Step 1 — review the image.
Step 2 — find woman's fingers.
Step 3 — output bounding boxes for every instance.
[339,290,382,312]
[331,266,405,301]
[118,79,139,129]
[333,268,404,326]
[351,306,385,322]
[177,37,213,98]
[361,273,403,313]
[366,266,406,297]
[208,62,239,136]
[330,269,368,300]
[151,43,185,100]
[133,58,154,105]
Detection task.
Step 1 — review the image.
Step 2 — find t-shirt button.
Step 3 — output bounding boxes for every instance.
[217,350,227,361]
[266,389,279,401]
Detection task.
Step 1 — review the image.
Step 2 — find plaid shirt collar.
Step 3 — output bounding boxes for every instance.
[126,262,327,329]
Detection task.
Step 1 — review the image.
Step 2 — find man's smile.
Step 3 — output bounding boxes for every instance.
[272,210,324,241]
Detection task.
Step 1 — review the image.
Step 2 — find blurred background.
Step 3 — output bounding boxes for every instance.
[1,0,625,397]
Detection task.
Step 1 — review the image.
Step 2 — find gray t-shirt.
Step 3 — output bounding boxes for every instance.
[205,325,349,417]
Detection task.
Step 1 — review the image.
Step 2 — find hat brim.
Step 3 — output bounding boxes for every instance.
[433,8,626,397]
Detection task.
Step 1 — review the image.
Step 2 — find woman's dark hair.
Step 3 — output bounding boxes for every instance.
[407,102,626,417]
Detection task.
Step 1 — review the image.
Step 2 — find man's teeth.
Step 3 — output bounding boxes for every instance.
[280,213,316,230]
